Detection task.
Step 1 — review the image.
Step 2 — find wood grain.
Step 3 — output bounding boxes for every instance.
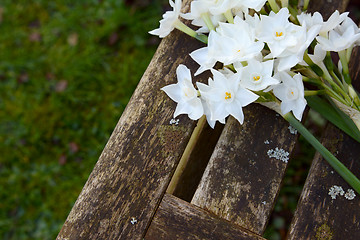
[287,1,360,239]
[170,118,224,202]
[56,1,207,239]
[191,104,298,235]
[287,124,360,240]
[307,0,349,19]
[145,193,266,240]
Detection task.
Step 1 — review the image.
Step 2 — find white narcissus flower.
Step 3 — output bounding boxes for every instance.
[275,21,321,71]
[209,0,267,15]
[190,15,263,76]
[189,30,222,75]
[273,72,307,120]
[210,16,264,66]
[200,97,226,128]
[184,0,216,19]
[240,59,279,91]
[188,14,226,33]
[297,11,348,36]
[258,8,299,57]
[315,12,360,52]
[320,10,348,36]
[182,0,226,34]
[308,44,326,65]
[316,20,360,52]
[259,8,321,71]
[149,0,182,38]
[197,69,259,124]
[161,64,204,120]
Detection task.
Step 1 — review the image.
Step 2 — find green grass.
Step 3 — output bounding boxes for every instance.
[0,1,329,239]
[0,0,166,239]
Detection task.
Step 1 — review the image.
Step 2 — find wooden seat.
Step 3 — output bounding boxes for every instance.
[57,0,360,239]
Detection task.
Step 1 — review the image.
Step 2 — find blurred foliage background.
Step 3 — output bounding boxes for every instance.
[0,0,167,239]
[0,0,359,240]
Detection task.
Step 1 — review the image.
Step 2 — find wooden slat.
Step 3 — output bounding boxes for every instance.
[145,193,266,240]
[286,1,360,239]
[191,104,298,235]
[288,1,359,236]
[169,118,224,202]
[287,124,360,239]
[190,1,351,234]
[56,1,207,239]
[307,0,349,19]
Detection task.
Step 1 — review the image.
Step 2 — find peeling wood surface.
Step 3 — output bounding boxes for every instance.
[191,104,298,235]
[145,193,266,240]
[287,124,360,240]
[170,118,224,202]
[307,0,349,18]
[57,1,207,239]
[288,2,360,239]
[349,46,360,91]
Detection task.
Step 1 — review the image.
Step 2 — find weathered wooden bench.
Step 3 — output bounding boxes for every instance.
[57,0,360,239]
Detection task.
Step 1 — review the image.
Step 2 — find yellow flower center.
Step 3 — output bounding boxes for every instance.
[275,31,283,37]
[253,76,261,81]
[225,92,232,100]
[183,87,195,98]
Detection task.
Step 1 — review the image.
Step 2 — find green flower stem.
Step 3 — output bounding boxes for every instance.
[339,50,352,84]
[283,112,360,195]
[224,64,236,72]
[319,63,334,84]
[224,9,234,24]
[201,12,215,32]
[323,71,353,104]
[260,7,268,15]
[299,67,322,80]
[174,20,208,44]
[302,77,322,85]
[288,5,299,24]
[303,0,310,10]
[324,52,334,71]
[348,85,360,108]
[281,0,288,7]
[303,53,324,77]
[267,0,280,12]
[320,82,349,106]
[195,34,208,44]
[329,70,345,89]
[347,46,354,63]
[304,90,324,96]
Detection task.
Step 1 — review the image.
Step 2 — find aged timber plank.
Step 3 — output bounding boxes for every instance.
[190,0,352,236]
[188,0,348,234]
[145,193,266,240]
[288,1,359,237]
[57,1,206,239]
[191,104,298,235]
[307,0,349,19]
[287,124,360,240]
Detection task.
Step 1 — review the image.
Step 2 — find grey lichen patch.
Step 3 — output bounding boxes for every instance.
[158,125,188,157]
[169,118,179,125]
[315,223,333,240]
[267,147,289,163]
[288,125,298,134]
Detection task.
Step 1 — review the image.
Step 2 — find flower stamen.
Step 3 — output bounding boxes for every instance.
[276,31,283,37]
[253,76,261,81]
[225,92,232,100]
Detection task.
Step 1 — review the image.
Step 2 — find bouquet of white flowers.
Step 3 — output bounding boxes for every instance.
[150,0,360,194]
